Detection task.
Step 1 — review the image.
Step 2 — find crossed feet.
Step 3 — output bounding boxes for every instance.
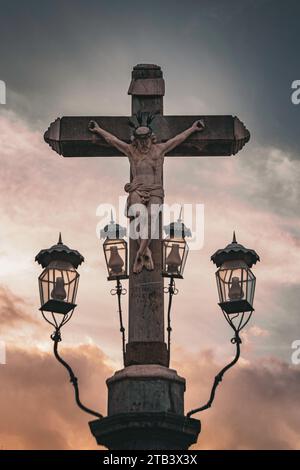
[133,246,154,274]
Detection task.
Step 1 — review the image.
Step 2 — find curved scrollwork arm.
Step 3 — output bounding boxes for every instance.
[187,332,241,417]
[51,329,103,419]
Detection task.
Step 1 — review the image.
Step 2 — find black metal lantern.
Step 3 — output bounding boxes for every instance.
[162,211,191,279]
[35,234,84,329]
[36,235,102,420]
[100,214,128,281]
[211,232,259,332]
[187,233,260,418]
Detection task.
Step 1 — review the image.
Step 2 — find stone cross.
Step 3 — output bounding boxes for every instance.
[44,64,250,368]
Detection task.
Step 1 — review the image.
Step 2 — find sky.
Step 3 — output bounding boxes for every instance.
[0,0,300,450]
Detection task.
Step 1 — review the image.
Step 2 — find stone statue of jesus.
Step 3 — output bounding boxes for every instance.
[89,115,205,274]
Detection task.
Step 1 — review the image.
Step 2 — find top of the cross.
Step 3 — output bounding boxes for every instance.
[132,64,163,79]
[129,64,165,96]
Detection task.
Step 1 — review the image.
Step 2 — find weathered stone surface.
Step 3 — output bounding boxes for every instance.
[128,237,164,346]
[127,75,167,366]
[44,115,249,157]
[89,412,200,450]
[125,342,168,367]
[107,365,185,415]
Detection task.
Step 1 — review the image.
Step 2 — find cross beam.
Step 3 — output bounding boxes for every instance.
[45,114,249,157]
[44,64,250,368]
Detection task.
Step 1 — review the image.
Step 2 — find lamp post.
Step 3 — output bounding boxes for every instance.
[35,234,102,419]
[162,210,192,365]
[187,232,260,417]
[100,213,128,365]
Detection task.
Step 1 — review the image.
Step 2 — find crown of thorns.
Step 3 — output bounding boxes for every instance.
[128,111,158,138]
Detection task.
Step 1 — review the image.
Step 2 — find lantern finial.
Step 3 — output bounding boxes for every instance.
[35,236,84,269]
[211,234,259,268]
[178,206,183,222]
[110,209,114,224]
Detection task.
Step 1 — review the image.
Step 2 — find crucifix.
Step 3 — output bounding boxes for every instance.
[45,64,250,368]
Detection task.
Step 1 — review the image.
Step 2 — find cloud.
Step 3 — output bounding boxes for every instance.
[0,344,112,450]
[1,0,299,153]
[174,349,300,450]
[0,343,299,450]
[0,285,38,329]
[237,145,300,218]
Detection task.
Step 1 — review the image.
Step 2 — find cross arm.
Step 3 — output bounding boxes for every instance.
[158,122,200,154]
[44,115,250,157]
[88,120,130,155]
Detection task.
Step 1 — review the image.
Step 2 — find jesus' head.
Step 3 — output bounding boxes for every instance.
[132,126,156,154]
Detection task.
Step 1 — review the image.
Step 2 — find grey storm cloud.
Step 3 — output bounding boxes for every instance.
[0,0,300,154]
[235,145,300,218]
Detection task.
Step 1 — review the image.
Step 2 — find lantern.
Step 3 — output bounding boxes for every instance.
[211,232,259,330]
[100,213,128,281]
[162,211,191,279]
[35,234,84,328]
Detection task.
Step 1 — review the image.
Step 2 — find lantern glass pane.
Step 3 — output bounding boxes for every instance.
[103,238,128,280]
[162,238,188,278]
[216,265,256,314]
[38,264,79,314]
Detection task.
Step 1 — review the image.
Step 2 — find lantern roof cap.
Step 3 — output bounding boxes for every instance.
[211,231,260,268]
[100,211,127,240]
[164,207,192,239]
[35,233,84,268]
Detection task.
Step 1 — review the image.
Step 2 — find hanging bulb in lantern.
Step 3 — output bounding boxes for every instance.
[101,214,128,281]
[166,243,181,274]
[108,246,124,275]
[51,276,67,301]
[162,207,191,279]
[228,277,244,301]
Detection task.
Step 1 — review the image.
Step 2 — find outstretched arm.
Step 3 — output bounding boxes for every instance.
[88,120,130,155]
[159,119,205,154]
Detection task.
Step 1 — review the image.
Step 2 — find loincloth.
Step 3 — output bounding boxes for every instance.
[124,181,164,217]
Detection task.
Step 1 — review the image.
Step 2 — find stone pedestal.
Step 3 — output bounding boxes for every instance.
[89,365,200,450]
[90,412,200,450]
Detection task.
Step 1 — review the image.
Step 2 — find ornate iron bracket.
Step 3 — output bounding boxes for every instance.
[51,329,103,419]
[187,331,241,417]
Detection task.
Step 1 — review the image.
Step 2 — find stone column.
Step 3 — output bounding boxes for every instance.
[125,64,168,367]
